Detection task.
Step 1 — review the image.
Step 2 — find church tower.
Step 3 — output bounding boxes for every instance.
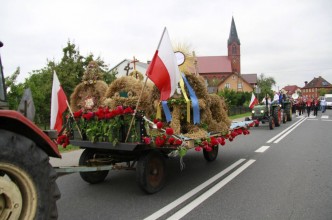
[228,17,241,74]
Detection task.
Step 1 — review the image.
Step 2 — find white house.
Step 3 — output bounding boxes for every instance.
[111,58,149,78]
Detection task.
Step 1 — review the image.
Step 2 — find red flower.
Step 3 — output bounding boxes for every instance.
[83,112,94,120]
[153,119,159,124]
[95,107,105,120]
[73,110,83,118]
[166,127,174,136]
[124,107,134,114]
[229,137,233,142]
[155,136,166,147]
[195,146,202,151]
[175,139,182,145]
[143,137,151,144]
[210,137,219,146]
[116,106,124,114]
[156,121,163,129]
[168,137,175,144]
[205,146,213,152]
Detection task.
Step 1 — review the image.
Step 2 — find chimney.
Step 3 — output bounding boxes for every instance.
[304,81,308,86]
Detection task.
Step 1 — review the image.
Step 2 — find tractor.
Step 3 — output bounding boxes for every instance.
[0,41,61,219]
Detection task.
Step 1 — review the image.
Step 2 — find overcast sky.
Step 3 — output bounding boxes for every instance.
[1,0,332,90]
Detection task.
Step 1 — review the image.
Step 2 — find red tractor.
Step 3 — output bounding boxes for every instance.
[0,41,61,219]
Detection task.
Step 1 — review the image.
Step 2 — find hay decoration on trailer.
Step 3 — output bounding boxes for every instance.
[70,61,108,112]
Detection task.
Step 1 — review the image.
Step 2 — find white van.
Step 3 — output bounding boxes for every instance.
[325,94,332,109]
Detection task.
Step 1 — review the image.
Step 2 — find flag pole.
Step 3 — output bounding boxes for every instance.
[125,27,167,142]
[66,100,83,139]
[125,77,148,142]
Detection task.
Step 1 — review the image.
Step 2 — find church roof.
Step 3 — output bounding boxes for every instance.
[228,17,241,45]
[196,56,232,74]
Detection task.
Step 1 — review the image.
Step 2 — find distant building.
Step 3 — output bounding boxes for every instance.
[110,58,148,78]
[301,76,332,97]
[281,85,302,96]
[193,17,257,93]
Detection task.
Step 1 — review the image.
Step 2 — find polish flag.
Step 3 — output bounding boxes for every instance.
[50,72,68,133]
[146,28,181,101]
[249,92,259,109]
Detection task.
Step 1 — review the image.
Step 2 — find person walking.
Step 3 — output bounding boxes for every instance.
[313,97,320,116]
[320,97,327,113]
[306,96,313,117]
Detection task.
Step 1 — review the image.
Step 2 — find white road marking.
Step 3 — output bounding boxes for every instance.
[166,160,256,220]
[255,146,270,153]
[267,117,306,143]
[144,159,246,220]
[321,115,329,119]
[322,119,332,122]
[273,118,307,143]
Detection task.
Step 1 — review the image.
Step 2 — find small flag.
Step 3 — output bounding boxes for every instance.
[50,72,68,133]
[249,92,259,109]
[146,27,181,101]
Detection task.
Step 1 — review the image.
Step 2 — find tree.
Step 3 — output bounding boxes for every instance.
[5,67,25,110]
[6,40,116,128]
[256,73,276,101]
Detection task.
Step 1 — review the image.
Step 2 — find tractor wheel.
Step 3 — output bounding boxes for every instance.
[0,129,60,220]
[136,150,166,194]
[203,146,219,162]
[269,117,275,130]
[283,111,287,124]
[285,104,292,121]
[273,107,281,127]
[79,149,109,184]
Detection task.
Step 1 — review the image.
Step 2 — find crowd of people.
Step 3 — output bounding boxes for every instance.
[260,91,327,117]
[292,95,326,117]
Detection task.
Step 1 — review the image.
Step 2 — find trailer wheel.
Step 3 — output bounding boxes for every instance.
[285,104,292,121]
[136,150,166,194]
[79,149,109,184]
[203,146,219,162]
[0,129,60,220]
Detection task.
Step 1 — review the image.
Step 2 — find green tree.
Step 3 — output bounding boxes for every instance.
[5,67,25,110]
[6,40,116,128]
[256,73,276,101]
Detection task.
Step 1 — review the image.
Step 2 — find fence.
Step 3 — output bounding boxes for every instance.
[228,106,251,116]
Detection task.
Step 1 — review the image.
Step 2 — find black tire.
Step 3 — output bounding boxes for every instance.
[285,104,292,121]
[0,129,60,220]
[136,150,166,194]
[282,111,287,124]
[203,146,219,161]
[273,107,281,127]
[269,117,275,130]
[79,149,109,184]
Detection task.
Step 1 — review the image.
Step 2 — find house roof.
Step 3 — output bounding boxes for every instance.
[302,76,332,89]
[196,56,232,74]
[218,72,253,89]
[241,73,257,84]
[282,85,301,95]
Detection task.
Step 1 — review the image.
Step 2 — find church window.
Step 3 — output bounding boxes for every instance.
[238,82,242,89]
[225,83,230,88]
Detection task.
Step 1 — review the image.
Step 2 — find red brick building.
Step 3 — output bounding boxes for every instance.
[301,76,332,98]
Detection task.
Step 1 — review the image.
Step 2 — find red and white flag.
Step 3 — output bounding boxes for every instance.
[146,28,181,101]
[249,92,259,109]
[50,72,68,133]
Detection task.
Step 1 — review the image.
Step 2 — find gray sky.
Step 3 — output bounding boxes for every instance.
[1,0,332,90]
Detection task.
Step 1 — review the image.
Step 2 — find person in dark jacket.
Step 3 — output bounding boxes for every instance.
[306,96,313,117]
[313,97,320,116]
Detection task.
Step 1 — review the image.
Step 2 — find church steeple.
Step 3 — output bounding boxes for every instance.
[228,17,241,74]
[228,17,241,45]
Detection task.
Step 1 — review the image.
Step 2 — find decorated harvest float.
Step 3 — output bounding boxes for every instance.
[56,29,255,193]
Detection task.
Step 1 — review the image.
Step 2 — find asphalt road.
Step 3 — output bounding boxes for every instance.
[55,109,332,220]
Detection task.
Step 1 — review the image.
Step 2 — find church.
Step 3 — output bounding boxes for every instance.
[193,17,257,93]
